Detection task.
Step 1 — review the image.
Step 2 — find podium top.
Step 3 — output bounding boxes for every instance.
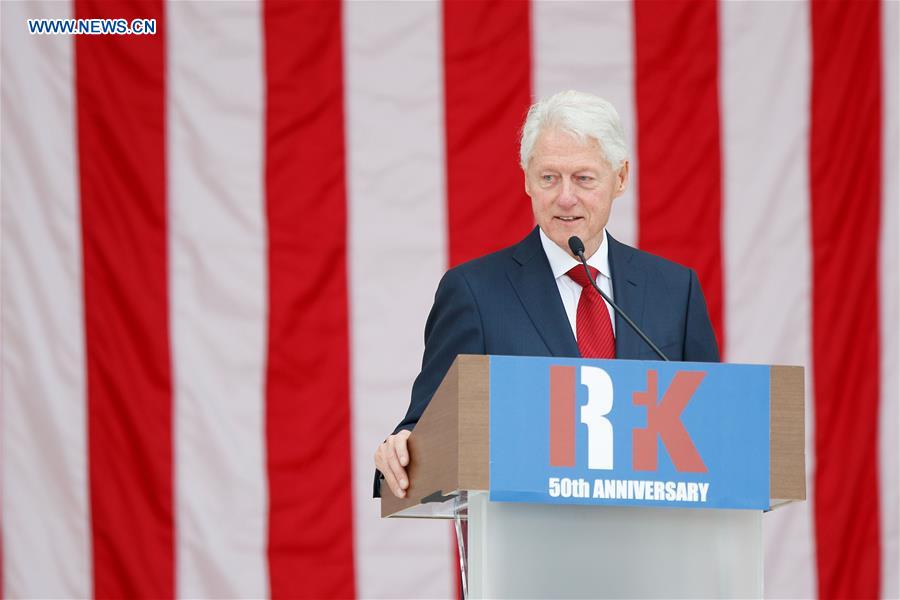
[381,355,805,518]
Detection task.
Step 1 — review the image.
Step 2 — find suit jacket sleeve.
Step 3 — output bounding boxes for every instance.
[682,268,720,362]
[373,267,486,496]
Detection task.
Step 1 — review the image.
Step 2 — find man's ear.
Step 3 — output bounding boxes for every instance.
[614,160,630,197]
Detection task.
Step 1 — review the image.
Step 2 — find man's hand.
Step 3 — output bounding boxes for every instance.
[374,430,412,498]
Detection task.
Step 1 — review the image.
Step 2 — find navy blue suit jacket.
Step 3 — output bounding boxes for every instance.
[394,226,719,432]
[375,227,719,495]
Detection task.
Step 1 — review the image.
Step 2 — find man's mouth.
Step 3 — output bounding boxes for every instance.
[555,216,582,222]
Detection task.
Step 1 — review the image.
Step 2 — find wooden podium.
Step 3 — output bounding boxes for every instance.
[380,355,805,598]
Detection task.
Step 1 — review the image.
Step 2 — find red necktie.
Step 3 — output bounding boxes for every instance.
[566,265,615,359]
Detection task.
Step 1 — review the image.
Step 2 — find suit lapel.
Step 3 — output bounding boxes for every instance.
[607,234,647,359]
[506,228,580,357]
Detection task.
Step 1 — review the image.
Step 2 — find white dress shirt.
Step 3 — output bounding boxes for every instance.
[538,227,616,340]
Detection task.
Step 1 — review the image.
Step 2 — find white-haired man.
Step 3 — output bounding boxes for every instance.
[374,90,719,499]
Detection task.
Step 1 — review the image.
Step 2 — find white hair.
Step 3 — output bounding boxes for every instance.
[519,90,628,170]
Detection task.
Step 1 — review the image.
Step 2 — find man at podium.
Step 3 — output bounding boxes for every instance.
[375,90,719,499]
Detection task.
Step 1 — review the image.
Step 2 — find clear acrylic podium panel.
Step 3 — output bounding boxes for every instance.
[446,491,763,599]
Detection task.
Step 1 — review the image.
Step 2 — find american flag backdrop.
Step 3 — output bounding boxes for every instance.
[1,0,897,598]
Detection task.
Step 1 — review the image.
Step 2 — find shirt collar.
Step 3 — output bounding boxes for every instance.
[538,227,611,280]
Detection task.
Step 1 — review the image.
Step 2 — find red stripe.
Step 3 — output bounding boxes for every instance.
[443,5,532,594]
[810,2,882,597]
[75,1,173,596]
[549,366,576,467]
[633,0,725,353]
[263,2,355,597]
[443,0,533,267]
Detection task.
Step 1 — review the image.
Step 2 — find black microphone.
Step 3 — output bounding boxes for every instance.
[567,236,670,362]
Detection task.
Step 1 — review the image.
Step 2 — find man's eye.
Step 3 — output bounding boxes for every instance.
[577,176,593,182]
[541,175,555,183]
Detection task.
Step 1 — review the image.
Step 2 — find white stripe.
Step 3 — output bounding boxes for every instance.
[880,1,899,596]
[344,3,454,598]
[0,2,91,597]
[719,3,816,597]
[167,2,268,596]
[532,0,638,247]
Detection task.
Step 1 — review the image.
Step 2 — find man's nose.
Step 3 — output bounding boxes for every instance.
[557,179,578,207]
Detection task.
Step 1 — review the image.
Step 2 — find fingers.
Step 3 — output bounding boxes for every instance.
[384,449,408,496]
[394,429,411,466]
[375,430,413,498]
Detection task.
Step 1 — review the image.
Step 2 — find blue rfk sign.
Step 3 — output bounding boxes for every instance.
[488,356,770,509]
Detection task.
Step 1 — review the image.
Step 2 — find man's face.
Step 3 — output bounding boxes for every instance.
[524,128,628,258]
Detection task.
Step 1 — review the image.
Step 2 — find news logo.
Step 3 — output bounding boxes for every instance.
[27,18,157,36]
[549,366,707,472]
